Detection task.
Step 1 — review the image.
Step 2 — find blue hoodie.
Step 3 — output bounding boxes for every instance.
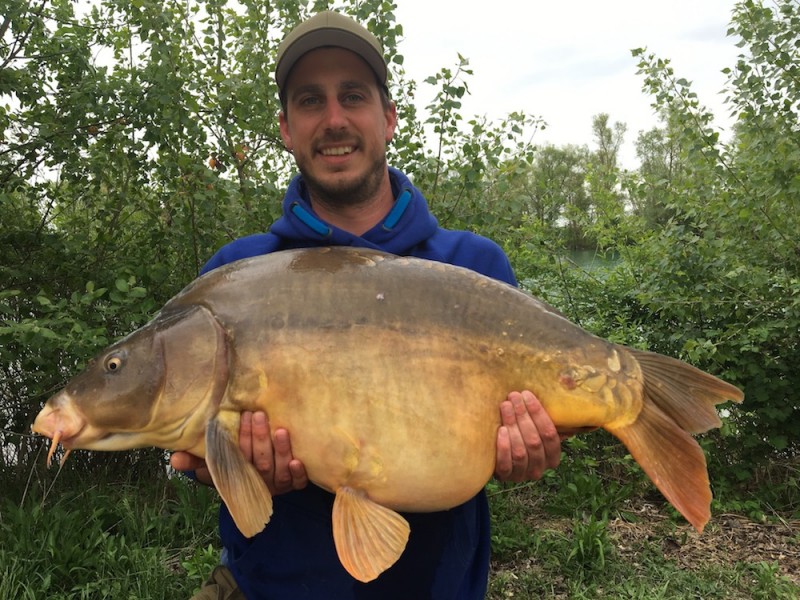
[203,167,517,600]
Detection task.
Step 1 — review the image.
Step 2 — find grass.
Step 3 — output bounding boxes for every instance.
[485,476,799,600]
[489,537,798,599]
[1,457,797,599]
[0,476,220,599]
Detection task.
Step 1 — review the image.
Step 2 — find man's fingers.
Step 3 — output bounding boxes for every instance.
[239,411,254,462]
[288,458,309,489]
[494,425,513,480]
[508,394,532,481]
[273,427,292,458]
[169,451,212,486]
[272,428,294,490]
[251,412,275,475]
[169,451,204,472]
[273,428,309,493]
[495,391,562,482]
[521,391,561,472]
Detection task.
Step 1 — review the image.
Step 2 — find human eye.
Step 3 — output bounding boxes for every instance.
[343,92,364,103]
[340,83,370,105]
[299,95,322,107]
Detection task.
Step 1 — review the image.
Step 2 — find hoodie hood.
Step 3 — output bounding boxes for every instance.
[268,167,439,255]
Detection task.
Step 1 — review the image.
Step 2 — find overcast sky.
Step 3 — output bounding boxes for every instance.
[393,0,742,168]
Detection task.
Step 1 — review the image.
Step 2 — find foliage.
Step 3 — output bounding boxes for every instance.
[1,474,795,599]
[628,0,799,472]
[630,121,684,227]
[0,477,220,599]
[398,52,544,239]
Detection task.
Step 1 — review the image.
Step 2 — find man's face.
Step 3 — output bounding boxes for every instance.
[279,47,397,207]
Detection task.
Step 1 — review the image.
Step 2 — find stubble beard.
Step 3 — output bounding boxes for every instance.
[299,147,388,210]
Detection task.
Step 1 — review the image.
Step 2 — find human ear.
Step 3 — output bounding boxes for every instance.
[384,102,397,143]
[279,111,293,151]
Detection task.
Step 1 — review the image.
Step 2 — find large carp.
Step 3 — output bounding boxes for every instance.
[32,246,743,582]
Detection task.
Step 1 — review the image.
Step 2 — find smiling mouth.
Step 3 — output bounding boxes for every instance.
[320,146,355,156]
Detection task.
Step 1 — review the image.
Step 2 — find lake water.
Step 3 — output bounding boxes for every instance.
[566,249,620,270]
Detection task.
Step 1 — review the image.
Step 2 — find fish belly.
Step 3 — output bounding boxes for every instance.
[232,326,508,512]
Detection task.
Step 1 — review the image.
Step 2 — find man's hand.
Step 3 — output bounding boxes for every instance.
[169,411,308,496]
[238,411,308,495]
[494,390,562,482]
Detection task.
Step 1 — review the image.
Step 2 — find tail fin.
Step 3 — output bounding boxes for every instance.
[629,349,744,433]
[608,351,744,532]
[608,400,711,531]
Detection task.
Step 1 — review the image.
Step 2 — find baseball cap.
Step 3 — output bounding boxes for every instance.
[275,10,388,94]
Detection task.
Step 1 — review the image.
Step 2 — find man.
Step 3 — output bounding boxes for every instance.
[171,10,562,600]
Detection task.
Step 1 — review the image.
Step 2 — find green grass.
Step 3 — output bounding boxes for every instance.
[1,461,797,599]
[0,476,221,599]
[489,560,798,600]
[485,479,799,600]
[489,534,797,600]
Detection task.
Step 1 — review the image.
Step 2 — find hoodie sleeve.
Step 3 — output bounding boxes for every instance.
[420,229,518,286]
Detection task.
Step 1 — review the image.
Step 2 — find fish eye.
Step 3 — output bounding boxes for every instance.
[105,356,123,372]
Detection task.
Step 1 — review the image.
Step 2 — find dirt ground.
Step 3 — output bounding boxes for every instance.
[490,502,798,598]
[607,504,799,585]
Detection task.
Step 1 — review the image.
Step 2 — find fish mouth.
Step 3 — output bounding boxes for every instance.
[31,393,89,467]
[33,422,88,467]
[32,407,138,465]
[34,418,134,466]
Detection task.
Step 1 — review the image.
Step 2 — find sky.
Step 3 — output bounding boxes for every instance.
[393,0,742,168]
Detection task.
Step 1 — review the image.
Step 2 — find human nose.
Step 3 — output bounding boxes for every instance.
[321,99,347,130]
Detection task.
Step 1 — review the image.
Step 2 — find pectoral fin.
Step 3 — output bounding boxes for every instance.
[206,415,273,537]
[332,486,410,583]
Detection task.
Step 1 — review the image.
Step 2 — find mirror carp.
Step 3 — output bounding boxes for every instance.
[32,246,743,582]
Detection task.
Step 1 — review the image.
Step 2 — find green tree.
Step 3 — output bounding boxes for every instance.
[507,144,590,251]
[579,113,629,251]
[591,113,626,176]
[630,122,684,227]
[630,0,799,471]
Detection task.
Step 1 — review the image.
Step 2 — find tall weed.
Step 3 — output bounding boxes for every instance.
[542,432,648,522]
[0,477,220,599]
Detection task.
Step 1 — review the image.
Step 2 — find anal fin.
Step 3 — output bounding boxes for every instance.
[332,486,410,583]
[206,415,273,537]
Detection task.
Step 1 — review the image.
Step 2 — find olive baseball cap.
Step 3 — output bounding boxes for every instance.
[275,10,388,93]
